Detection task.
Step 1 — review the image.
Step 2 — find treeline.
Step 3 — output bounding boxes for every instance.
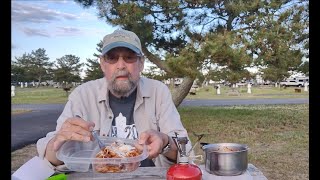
[11,41,105,87]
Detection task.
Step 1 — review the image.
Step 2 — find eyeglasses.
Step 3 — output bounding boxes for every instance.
[103,54,142,64]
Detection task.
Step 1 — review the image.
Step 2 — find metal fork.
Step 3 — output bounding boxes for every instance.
[91,130,106,150]
[75,115,106,150]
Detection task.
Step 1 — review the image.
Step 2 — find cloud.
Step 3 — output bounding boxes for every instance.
[20,26,84,37]
[50,0,74,4]
[56,26,82,36]
[12,1,78,24]
[22,27,51,37]
[11,1,108,38]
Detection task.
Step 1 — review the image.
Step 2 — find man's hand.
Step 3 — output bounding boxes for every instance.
[52,117,95,151]
[44,117,95,166]
[138,129,169,159]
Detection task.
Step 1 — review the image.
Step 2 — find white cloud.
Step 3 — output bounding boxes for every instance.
[12,1,78,24]
[50,0,73,4]
[21,27,51,37]
[11,1,109,38]
[11,0,116,66]
[55,26,82,36]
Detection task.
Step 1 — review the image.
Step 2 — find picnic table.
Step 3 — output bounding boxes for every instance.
[66,164,268,180]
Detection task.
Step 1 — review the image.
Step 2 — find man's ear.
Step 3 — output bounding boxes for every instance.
[99,56,105,73]
[139,56,145,72]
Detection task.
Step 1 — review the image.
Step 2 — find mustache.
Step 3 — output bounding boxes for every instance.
[112,70,131,79]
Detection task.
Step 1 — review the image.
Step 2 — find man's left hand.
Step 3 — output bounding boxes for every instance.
[138,129,169,159]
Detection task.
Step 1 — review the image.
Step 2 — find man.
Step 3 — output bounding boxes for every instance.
[37,29,193,171]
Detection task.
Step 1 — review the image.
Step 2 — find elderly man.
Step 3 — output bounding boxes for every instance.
[37,29,192,171]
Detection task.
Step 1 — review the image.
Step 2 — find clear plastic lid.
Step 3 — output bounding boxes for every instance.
[56,137,148,172]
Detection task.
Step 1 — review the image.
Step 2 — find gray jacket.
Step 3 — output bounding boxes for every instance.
[37,77,193,171]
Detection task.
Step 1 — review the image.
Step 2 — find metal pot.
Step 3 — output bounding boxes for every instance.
[201,143,248,176]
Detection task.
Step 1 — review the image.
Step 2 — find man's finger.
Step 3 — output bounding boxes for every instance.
[138,132,150,145]
[53,139,65,151]
[134,142,144,152]
[66,118,95,131]
[62,125,92,137]
[64,131,91,142]
[53,131,90,151]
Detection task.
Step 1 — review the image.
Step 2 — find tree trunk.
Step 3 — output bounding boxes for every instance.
[171,77,195,107]
[36,76,42,88]
[201,77,207,88]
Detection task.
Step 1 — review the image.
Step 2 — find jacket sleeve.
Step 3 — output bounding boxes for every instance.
[152,83,194,167]
[36,88,84,171]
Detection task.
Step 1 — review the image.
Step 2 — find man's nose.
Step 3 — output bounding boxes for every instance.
[115,56,127,69]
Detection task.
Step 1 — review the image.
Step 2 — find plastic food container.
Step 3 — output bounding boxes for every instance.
[56,137,148,173]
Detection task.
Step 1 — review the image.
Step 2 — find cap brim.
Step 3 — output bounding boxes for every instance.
[102,42,142,55]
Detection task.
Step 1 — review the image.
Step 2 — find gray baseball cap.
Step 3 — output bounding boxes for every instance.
[101,29,142,56]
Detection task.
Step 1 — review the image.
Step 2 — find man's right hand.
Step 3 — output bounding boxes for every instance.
[52,117,95,151]
[44,117,95,166]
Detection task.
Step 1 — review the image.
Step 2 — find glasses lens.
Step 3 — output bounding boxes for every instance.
[105,56,118,64]
[105,55,140,64]
[125,55,140,63]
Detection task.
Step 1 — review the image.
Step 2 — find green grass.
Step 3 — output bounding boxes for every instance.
[11,109,33,115]
[11,87,70,104]
[179,104,309,180]
[186,85,309,99]
[11,85,308,104]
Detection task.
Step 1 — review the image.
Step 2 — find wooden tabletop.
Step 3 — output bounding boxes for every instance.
[66,164,268,180]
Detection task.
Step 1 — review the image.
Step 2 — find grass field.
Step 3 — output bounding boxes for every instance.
[11,109,33,115]
[11,85,308,104]
[185,85,309,99]
[11,86,309,179]
[180,104,308,180]
[11,87,70,104]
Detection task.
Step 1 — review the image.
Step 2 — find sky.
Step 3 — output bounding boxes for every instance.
[10,0,260,78]
[11,0,118,77]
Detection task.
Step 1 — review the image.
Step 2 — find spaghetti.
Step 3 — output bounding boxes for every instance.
[94,141,142,173]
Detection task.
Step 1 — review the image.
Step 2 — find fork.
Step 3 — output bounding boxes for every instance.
[91,130,106,150]
[75,115,106,150]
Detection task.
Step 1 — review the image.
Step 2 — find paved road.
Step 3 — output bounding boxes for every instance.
[11,98,308,151]
[11,104,65,151]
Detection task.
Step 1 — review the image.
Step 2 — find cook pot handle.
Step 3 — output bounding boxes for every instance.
[200,142,209,150]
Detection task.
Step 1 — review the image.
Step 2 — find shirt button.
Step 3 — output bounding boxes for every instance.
[109,116,112,119]
[103,134,106,136]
